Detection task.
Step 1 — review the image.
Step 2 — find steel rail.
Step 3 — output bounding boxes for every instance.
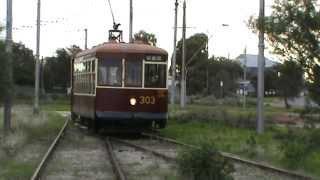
[142,132,314,180]
[110,137,177,162]
[105,137,128,180]
[30,118,69,180]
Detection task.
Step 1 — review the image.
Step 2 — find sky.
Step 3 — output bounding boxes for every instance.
[0,0,277,60]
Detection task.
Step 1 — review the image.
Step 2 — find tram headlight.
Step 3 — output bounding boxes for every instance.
[130,98,137,106]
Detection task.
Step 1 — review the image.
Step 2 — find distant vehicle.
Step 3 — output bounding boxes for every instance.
[71,28,168,132]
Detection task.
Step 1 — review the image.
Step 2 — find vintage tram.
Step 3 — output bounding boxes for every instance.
[71,29,168,131]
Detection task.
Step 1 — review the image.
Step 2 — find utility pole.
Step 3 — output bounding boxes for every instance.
[84,28,88,50]
[170,0,178,105]
[243,47,247,109]
[257,0,265,134]
[40,57,45,96]
[129,0,133,43]
[206,37,209,94]
[4,0,13,134]
[180,0,186,108]
[34,0,41,114]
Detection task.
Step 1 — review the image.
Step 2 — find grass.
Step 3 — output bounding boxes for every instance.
[0,105,66,179]
[161,104,320,178]
[0,160,35,180]
[41,97,70,111]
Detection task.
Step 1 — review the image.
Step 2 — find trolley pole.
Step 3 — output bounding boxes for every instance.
[4,0,13,134]
[257,0,265,134]
[129,0,133,43]
[34,0,41,114]
[180,0,186,108]
[170,0,178,105]
[84,28,88,50]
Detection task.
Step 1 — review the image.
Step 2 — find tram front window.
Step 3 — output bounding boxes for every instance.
[144,64,166,88]
[125,59,142,87]
[98,58,122,86]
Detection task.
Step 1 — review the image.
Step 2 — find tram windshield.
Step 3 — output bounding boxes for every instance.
[125,59,142,87]
[98,58,122,86]
[144,64,166,88]
[97,56,167,88]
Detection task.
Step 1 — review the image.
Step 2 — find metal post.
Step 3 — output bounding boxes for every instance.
[257,0,265,134]
[4,0,13,134]
[243,47,247,109]
[129,0,133,43]
[84,28,88,50]
[40,57,45,96]
[180,0,186,108]
[220,81,223,98]
[34,0,41,114]
[170,0,178,105]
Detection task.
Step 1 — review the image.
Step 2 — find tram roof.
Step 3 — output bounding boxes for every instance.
[76,42,168,58]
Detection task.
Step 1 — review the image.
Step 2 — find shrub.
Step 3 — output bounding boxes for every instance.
[245,135,258,158]
[177,142,234,180]
[281,140,307,168]
[277,128,320,169]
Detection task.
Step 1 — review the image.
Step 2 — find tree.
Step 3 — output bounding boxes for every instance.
[307,64,320,105]
[133,30,157,46]
[175,33,209,95]
[207,57,242,97]
[12,43,35,86]
[0,41,35,88]
[0,40,8,100]
[249,0,320,105]
[275,61,304,108]
[44,45,82,92]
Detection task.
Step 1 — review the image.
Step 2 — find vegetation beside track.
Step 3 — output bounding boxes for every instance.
[161,104,320,178]
[0,106,65,179]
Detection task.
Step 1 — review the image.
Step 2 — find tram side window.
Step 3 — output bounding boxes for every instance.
[144,64,166,88]
[73,59,96,94]
[125,59,142,87]
[98,58,122,86]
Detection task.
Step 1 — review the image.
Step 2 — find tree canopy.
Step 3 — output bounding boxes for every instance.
[44,45,82,92]
[12,43,35,86]
[275,61,304,108]
[174,33,208,95]
[249,0,320,105]
[207,57,242,97]
[249,0,320,69]
[133,30,157,46]
[0,40,8,99]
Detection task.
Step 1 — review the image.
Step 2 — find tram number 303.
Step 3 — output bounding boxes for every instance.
[139,96,156,105]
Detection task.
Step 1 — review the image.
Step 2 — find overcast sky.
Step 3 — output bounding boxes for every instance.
[0,0,277,60]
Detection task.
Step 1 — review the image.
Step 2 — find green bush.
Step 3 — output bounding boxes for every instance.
[281,140,307,168]
[177,142,234,180]
[277,128,320,169]
[245,135,258,158]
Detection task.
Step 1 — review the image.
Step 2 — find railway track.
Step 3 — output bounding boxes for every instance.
[30,118,315,180]
[30,120,117,180]
[142,132,315,180]
[106,136,179,180]
[30,120,176,180]
[30,118,69,180]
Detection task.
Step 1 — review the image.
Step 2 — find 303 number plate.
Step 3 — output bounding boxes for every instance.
[139,96,156,105]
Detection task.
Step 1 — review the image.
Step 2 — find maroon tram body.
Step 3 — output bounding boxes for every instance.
[71,42,168,130]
